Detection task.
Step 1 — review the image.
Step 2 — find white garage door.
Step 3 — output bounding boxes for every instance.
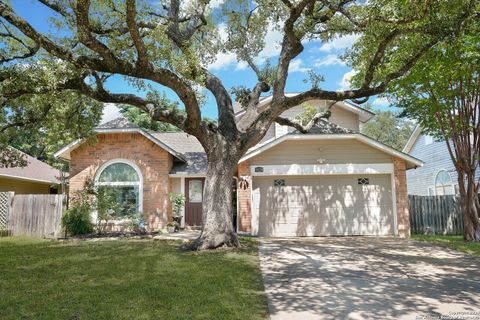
[252,175,394,237]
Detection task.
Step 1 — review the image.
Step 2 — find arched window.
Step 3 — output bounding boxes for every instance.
[435,170,454,195]
[95,160,143,217]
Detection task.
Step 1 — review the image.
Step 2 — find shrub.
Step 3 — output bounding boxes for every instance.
[61,204,94,236]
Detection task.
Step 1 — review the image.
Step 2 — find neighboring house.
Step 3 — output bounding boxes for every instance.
[403,125,476,196]
[55,97,422,237]
[0,150,62,194]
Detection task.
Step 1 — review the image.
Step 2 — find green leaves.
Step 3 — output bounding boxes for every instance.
[387,18,480,138]
[0,61,103,167]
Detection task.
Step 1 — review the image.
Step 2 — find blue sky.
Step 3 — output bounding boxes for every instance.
[11,0,391,122]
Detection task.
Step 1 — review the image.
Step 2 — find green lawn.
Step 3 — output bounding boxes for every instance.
[412,234,480,256]
[0,237,268,320]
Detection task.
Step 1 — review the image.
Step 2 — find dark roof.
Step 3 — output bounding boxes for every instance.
[291,119,354,135]
[151,132,207,175]
[0,149,61,184]
[97,117,139,129]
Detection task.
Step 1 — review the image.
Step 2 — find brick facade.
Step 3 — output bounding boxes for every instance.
[394,158,410,238]
[237,161,252,232]
[69,132,173,230]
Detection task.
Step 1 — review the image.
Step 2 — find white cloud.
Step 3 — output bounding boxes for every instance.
[314,54,346,67]
[319,34,360,52]
[235,61,249,71]
[338,69,357,90]
[288,59,309,73]
[101,103,122,124]
[257,25,283,61]
[208,23,283,71]
[208,51,238,70]
[209,0,224,9]
[372,97,390,107]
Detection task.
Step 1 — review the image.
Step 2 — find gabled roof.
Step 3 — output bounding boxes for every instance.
[234,94,375,123]
[0,149,61,184]
[54,117,187,162]
[151,132,207,175]
[403,124,422,153]
[240,122,424,169]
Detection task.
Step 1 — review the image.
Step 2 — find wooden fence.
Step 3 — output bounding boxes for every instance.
[409,195,464,235]
[0,192,65,238]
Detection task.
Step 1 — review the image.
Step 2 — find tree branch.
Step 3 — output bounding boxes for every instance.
[126,0,149,67]
[275,110,331,133]
[74,0,119,65]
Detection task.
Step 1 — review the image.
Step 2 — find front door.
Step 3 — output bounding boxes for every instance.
[185,178,205,226]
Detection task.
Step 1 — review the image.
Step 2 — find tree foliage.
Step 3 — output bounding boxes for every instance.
[387,21,480,241]
[360,105,415,151]
[1,62,102,167]
[118,104,179,132]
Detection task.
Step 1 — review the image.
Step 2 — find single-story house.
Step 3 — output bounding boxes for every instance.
[0,149,62,194]
[55,98,422,237]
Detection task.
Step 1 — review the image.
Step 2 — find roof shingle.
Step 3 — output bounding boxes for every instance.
[0,150,61,184]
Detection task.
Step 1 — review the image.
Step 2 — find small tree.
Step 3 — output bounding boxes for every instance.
[390,25,480,241]
[169,192,186,230]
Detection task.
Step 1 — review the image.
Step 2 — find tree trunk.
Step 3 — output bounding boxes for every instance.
[459,173,480,241]
[190,141,241,250]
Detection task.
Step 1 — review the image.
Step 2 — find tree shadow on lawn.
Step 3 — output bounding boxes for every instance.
[259,237,480,319]
[0,237,268,320]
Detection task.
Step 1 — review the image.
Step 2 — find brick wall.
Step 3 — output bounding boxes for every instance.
[394,158,410,237]
[237,161,252,232]
[69,133,173,230]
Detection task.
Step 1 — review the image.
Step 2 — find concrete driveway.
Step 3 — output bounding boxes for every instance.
[259,237,480,320]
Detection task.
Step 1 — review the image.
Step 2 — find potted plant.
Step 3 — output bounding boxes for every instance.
[166,222,176,233]
[168,192,186,231]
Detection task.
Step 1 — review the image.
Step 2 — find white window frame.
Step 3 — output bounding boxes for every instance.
[94,159,144,213]
[424,135,433,145]
[434,169,454,196]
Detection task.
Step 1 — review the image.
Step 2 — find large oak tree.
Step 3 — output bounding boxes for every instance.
[0,0,476,249]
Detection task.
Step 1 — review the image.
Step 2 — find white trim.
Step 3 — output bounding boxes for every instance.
[250,163,394,176]
[233,176,239,233]
[249,177,256,236]
[433,169,454,196]
[391,173,398,237]
[240,133,424,168]
[54,128,186,162]
[94,159,144,213]
[180,177,185,228]
[402,124,421,153]
[53,138,86,160]
[0,174,59,185]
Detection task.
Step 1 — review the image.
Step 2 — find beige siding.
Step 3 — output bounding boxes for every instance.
[329,105,359,131]
[253,174,394,237]
[0,177,52,194]
[278,100,359,133]
[249,139,393,165]
[252,100,360,149]
[171,178,181,194]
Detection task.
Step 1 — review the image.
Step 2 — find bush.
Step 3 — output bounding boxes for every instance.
[61,204,94,236]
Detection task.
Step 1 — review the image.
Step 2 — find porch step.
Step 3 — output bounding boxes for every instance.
[183,226,202,231]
